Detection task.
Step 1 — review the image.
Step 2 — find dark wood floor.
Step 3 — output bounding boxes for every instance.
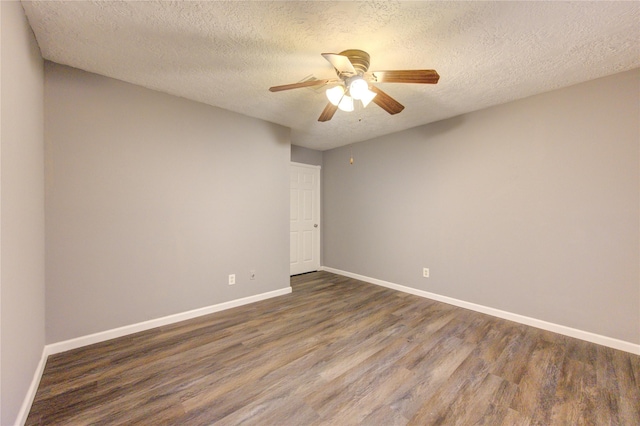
[27,271,639,425]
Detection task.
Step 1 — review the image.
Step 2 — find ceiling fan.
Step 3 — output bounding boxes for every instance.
[269,49,439,122]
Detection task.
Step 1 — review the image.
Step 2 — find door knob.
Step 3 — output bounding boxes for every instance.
[314,224,318,228]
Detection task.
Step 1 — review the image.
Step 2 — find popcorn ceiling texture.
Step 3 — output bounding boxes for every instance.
[22,1,640,150]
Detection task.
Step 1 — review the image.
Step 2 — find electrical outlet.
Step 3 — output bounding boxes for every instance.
[228,274,236,285]
[250,270,256,280]
[423,268,429,278]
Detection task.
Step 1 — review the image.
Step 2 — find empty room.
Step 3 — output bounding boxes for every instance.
[2,1,639,425]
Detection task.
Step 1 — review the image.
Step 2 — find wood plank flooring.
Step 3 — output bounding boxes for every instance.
[27,271,640,425]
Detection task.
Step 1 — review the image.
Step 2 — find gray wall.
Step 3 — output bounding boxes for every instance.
[1,2,46,424]
[323,69,639,344]
[291,145,323,167]
[45,63,290,344]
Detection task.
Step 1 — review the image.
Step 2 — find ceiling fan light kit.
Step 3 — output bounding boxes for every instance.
[326,85,345,106]
[337,94,354,112]
[347,77,369,100]
[358,88,377,108]
[269,49,439,122]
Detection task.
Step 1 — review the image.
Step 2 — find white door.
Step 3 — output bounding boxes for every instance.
[290,163,320,275]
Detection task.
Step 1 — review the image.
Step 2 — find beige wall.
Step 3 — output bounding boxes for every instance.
[45,63,290,344]
[323,69,640,344]
[1,1,46,424]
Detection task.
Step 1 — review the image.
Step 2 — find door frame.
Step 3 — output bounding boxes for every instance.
[290,162,321,275]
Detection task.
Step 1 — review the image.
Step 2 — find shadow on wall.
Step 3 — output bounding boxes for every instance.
[414,114,466,140]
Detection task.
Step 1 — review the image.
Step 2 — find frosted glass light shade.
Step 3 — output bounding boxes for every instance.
[337,95,354,112]
[349,78,369,100]
[326,85,345,106]
[360,88,377,107]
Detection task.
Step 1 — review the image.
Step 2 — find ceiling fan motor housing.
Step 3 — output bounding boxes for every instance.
[339,49,370,74]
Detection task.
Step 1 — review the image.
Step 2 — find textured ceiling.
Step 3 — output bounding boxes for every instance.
[22,1,640,150]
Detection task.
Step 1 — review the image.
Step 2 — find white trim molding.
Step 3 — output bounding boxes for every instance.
[14,351,48,426]
[15,286,291,425]
[46,286,292,355]
[321,266,640,356]
[290,161,321,170]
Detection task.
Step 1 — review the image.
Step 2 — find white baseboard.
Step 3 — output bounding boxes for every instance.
[46,286,292,356]
[321,266,640,356]
[15,286,291,426]
[14,350,48,426]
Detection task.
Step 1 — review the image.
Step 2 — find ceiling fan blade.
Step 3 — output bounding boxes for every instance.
[321,53,356,75]
[269,78,336,92]
[369,86,405,115]
[318,102,339,122]
[367,70,440,84]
